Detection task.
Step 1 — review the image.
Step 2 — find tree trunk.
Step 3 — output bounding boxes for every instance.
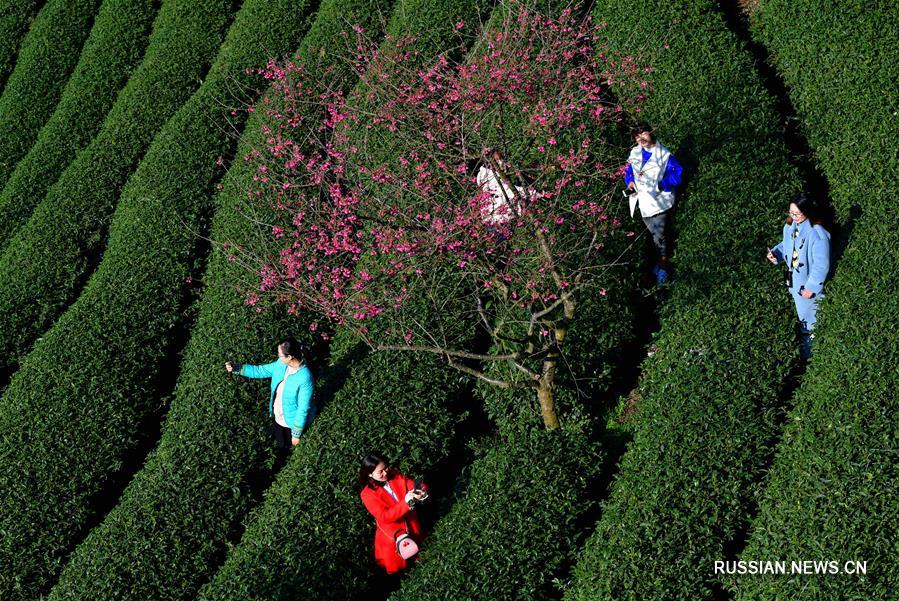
[536,325,566,430]
[537,371,560,430]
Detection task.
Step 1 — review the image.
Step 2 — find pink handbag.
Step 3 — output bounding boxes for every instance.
[378,522,420,560]
[394,531,419,559]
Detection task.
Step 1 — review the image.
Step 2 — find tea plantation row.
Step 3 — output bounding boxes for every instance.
[568,0,800,598]
[46,0,396,598]
[0,0,156,246]
[732,1,898,598]
[0,0,101,189]
[0,0,315,596]
[0,0,42,94]
[0,0,234,371]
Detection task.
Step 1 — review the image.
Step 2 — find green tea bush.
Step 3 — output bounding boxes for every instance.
[0,0,233,371]
[196,329,469,601]
[0,0,322,597]
[0,0,102,189]
[0,0,156,246]
[566,0,802,599]
[45,2,396,599]
[749,0,896,223]
[393,268,637,598]
[0,0,42,94]
[393,427,601,600]
[730,1,898,599]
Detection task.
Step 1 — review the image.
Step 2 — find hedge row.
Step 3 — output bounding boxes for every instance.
[0,0,102,190]
[751,0,896,223]
[394,427,600,599]
[0,0,326,596]
[0,0,42,95]
[566,0,802,599]
[0,0,233,372]
[197,329,469,601]
[731,1,898,599]
[45,2,397,599]
[0,0,156,247]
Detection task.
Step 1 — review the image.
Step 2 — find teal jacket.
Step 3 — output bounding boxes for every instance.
[237,359,314,438]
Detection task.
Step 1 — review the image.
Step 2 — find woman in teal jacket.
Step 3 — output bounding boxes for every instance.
[225,338,315,447]
[767,193,831,358]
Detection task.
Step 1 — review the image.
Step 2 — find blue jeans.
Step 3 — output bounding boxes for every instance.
[641,210,670,258]
[791,287,823,357]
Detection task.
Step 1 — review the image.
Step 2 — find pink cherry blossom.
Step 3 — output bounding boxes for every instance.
[222,2,650,426]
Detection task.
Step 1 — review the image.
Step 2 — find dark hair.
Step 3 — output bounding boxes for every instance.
[278,337,307,364]
[480,146,505,170]
[631,122,655,142]
[788,191,830,227]
[358,452,390,491]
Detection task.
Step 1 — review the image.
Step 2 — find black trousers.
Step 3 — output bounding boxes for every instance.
[268,421,293,448]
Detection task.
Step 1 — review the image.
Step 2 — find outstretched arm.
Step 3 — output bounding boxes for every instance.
[235,359,280,379]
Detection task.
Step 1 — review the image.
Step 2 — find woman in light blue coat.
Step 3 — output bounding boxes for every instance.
[225,337,315,447]
[767,193,831,357]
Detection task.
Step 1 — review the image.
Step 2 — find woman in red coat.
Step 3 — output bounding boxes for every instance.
[358,452,428,574]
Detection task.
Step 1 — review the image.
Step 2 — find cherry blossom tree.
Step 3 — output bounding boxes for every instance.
[226,1,651,429]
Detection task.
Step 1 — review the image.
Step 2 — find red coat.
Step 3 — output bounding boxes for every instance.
[360,472,425,574]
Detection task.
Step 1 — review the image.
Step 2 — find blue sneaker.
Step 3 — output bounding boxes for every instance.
[655,267,669,286]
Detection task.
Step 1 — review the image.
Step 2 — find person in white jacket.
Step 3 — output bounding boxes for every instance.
[475,148,546,246]
[624,123,683,285]
[476,148,527,230]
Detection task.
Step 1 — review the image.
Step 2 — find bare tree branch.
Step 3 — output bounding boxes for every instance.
[446,357,534,389]
[375,344,522,362]
[512,360,539,380]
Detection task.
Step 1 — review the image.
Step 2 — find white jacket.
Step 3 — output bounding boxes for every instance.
[628,143,675,218]
[476,165,525,225]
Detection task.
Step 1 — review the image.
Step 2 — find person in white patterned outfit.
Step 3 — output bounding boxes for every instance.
[624,123,683,285]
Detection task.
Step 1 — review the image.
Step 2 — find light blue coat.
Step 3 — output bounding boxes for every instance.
[238,359,314,438]
[771,219,831,330]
